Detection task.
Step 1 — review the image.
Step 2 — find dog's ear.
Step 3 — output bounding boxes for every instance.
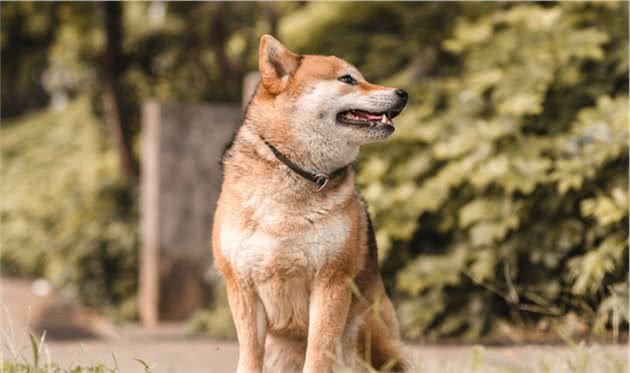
[259,34,301,94]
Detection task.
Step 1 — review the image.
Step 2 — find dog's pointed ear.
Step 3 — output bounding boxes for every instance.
[259,34,301,94]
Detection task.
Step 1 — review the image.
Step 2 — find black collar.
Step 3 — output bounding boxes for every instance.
[262,139,349,192]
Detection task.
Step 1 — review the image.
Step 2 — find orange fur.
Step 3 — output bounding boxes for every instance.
[213,35,408,373]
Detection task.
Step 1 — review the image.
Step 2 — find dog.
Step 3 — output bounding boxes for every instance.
[213,35,408,373]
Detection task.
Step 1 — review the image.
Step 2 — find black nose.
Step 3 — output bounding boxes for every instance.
[395,89,408,105]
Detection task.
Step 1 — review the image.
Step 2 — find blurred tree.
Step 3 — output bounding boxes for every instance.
[102,2,138,180]
[1,98,138,319]
[1,1,281,318]
[3,2,280,179]
[0,2,58,118]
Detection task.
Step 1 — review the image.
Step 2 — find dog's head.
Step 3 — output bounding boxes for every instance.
[251,35,408,154]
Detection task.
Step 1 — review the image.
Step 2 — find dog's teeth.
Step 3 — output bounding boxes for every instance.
[381,114,387,123]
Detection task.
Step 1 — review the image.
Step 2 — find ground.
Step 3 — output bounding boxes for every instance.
[1,277,627,373]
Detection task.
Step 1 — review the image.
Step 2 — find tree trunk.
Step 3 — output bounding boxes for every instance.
[208,3,240,99]
[102,2,139,181]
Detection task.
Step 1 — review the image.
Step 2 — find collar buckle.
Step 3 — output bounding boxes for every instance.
[314,174,329,192]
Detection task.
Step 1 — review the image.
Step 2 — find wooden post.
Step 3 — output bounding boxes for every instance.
[140,102,240,326]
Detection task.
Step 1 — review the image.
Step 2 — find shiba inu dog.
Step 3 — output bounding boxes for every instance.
[213,35,408,373]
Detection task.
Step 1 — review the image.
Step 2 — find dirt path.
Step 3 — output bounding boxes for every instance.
[2,277,627,373]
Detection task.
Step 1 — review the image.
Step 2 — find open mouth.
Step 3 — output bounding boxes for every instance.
[336,109,401,130]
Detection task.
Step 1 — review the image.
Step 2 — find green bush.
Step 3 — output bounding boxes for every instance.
[184,2,629,341]
[351,3,628,340]
[1,98,138,319]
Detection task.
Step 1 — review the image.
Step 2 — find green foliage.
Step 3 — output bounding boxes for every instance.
[0,98,138,319]
[281,3,482,82]
[0,1,281,325]
[285,0,629,341]
[40,2,278,129]
[345,3,628,340]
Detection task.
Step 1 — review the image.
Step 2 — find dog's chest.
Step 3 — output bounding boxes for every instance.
[219,197,351,280]
[219,200,351,336]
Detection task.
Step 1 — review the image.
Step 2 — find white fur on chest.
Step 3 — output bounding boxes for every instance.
[219,200,351,281]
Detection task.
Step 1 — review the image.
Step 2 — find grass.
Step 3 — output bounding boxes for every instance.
[1,336,154,373]
[2,362,118,373]
[1,333,120,373]
[0,305,144,373]
[1,329,626,373]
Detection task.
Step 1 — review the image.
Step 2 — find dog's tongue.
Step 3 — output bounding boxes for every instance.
[355,110,382,121]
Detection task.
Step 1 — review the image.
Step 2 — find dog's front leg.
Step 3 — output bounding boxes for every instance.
[303,278,351,373]
[226,279,267,373]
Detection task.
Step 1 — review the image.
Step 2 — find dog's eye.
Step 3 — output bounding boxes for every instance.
[337,74,358,85]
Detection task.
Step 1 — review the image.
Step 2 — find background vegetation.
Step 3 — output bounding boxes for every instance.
[1,2,627,341]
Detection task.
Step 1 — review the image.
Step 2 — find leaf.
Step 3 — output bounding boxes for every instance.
[29,333,39,368]
[568,235,627,295]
